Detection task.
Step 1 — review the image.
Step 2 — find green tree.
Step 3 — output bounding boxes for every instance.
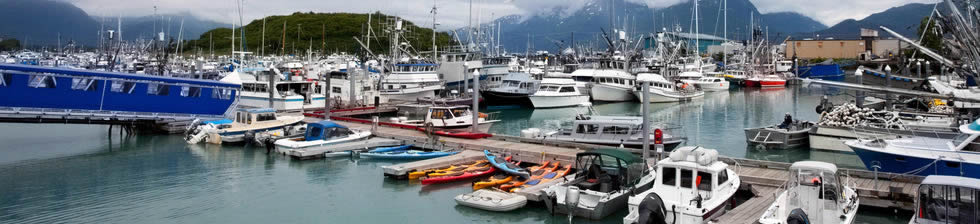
[0,38,20,51]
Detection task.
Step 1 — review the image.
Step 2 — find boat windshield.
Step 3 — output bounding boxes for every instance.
[951,134,973,149]
[503,80,520,87]
[916,184,978,223]
[539,85,559,92]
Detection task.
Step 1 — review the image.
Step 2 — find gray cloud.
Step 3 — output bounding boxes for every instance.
[63,0,939,29]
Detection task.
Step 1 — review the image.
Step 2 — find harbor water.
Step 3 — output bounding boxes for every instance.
[0,86,911,223]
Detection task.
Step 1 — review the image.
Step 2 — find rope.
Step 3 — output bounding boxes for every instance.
[901,156,943,175]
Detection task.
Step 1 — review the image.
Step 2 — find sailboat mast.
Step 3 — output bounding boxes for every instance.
[695,0,701,73]
[261,17,266,56]
[723,0,727,72]
[432,3,438,62]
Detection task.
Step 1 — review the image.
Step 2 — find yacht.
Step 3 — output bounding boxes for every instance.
[589,59,637,102]
[542,148,656,220]
[634,73,705,103]
[524,115,685,150]
[273,121,372,153]
[693,77,730,92]
[758,161,859,224]
[845,119,980,178]
[185,108,305,145]
[528,78,590,108]
[238,67,326,111]
[482,72,539,106]
[624,146,740,224]
[909,175,980,224]
[379,63,443,102]
[389,105,499,132]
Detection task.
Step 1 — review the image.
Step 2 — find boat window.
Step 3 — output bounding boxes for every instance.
[576,124,598,134]
[388,85,393,90]
[212,88,233,100]
[147,84,169,96]
[951,134,972,148]
[256,113,277,122]
[110,81,135,93]
[28,75,56,88]
[451,108,468,117]
[181,86,202,97]
[945,186,978,223]
[697,171,713,191]
[247,114,252,124]
[70,78,97,91]
[363,86,371,91]
[431,109,452,119]
[0,72,9,87]
[718,170,729,185]
[618,79,625,85]
[602,126,630,135]
[400,85,407,89]
[309,126,323,139]
[559,87,575,93]
[236,113,242,123]
[332,87,342,94]
[662,167,677,186]
[680,169,694,189]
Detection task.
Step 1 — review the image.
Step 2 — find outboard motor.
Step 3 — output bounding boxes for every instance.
[787,208,811,224]
[637,193,668,224]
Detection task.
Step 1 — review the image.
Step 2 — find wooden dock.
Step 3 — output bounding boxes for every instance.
[326,119,922,210]
[381,150,485,178]
[714,185,781,224]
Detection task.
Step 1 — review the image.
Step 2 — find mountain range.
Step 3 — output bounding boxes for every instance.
[0,0,935,52]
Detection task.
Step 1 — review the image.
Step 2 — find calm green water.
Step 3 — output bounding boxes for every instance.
[0,86,910,223]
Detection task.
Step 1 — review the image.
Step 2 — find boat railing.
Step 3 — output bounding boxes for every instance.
[0,106,225,120]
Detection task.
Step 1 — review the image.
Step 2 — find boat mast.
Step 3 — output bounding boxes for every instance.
[261,17,266,56]
[695,0,701,73]
[723,0,727,73]
[432,2,438,62]
[281,21,286,56]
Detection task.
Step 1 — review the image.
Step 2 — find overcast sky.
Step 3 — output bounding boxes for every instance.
[66,0,940,29]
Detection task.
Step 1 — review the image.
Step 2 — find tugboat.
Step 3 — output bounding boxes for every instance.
[541,148,656,220]
[757,161,859,224]
[624,146,740,224]
[185,108,304,144]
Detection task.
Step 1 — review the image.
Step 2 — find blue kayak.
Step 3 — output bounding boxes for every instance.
[360,150,456,160]
[484,150,529,177]
[367,144,414,153]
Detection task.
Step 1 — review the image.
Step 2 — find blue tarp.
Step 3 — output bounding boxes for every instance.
[798,64,845,81]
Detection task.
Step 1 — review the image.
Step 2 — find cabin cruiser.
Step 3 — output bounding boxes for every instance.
[523,115,685,150]
[542,148,656,220]
[380,63,443,102]
[185,108,304,144]
[238,66,326,111]
[528,78,590,108]
[273,121,372,153]
[389,105,499,132]
[758,161,859,224]
[634,73,704,103]
[482,72,539,106]
[588,58,637,102]
[693,77,730,92]
[624,146,740,224]
[845,119,980,178]
[909,175,980,224]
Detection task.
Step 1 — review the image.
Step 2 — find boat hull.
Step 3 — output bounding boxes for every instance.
[744,126,812,150]
[529,95,590,108]
[633,90,704,103]
[591,84,636,102]
[847,142,980,177]
[481,90,531,106]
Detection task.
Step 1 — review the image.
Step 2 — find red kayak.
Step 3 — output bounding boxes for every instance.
[421,158,506,185]
[418,127,493,139]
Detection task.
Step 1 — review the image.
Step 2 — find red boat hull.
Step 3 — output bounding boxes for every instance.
[421,166,496,185]
[744,79,760,87]
[759,80,786,87]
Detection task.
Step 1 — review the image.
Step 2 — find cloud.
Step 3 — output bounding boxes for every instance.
[750,0,940,26]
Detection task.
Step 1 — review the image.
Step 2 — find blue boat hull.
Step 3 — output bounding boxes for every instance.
[360,151,455,160]
[850,146,980,177]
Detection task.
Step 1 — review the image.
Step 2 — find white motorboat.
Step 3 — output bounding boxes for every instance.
[238,66,326,111]
[524,115,685,151]
[542,148,656,220]
[379,63,443,102]
[634,73,704,103]
[624,146,740,224]
[587,58,637,102]
[185,108,304,144]
[693,77,730,92]
[389,105,499,132]
[758,161,859,224]
[482,72,539,105]
[909,175,980,224]
[844,119,980,178]
[529,78,591,108]
[274,121,372,152]
[455,189,528,212]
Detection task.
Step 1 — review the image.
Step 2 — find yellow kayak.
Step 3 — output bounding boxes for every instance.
[472,174,515,190]
[425,160,490,178]
[409,160,484,180]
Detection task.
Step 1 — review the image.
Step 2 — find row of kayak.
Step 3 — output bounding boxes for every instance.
[322,144,459,160]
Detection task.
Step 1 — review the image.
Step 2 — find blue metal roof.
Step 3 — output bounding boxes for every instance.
[0,63,241,88]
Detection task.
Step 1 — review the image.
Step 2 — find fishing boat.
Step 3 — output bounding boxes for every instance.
[588,59,637,102]
[272,120,372,151]
[186,108,304,144]
[379,63,444,102]
[758,161,859,224]
[541,148,656,220]
[482,72,539,106]
[744,118,815,150]
[390,105,499,132]
[692,77,730,92]
[845,119,980,178]
[485,150,530,177]
[238,67,326,111]
[634,73,704,103]
[624,146,740,224]
[909,175,980,224]
[528,78,591,108]
[524,115,685,151]
[454,189,528,212]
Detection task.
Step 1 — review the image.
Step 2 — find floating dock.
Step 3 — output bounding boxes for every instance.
[381,150,485,179]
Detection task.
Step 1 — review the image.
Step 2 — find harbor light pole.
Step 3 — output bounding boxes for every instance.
[471,70,480,133]
[641,81,650,161]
